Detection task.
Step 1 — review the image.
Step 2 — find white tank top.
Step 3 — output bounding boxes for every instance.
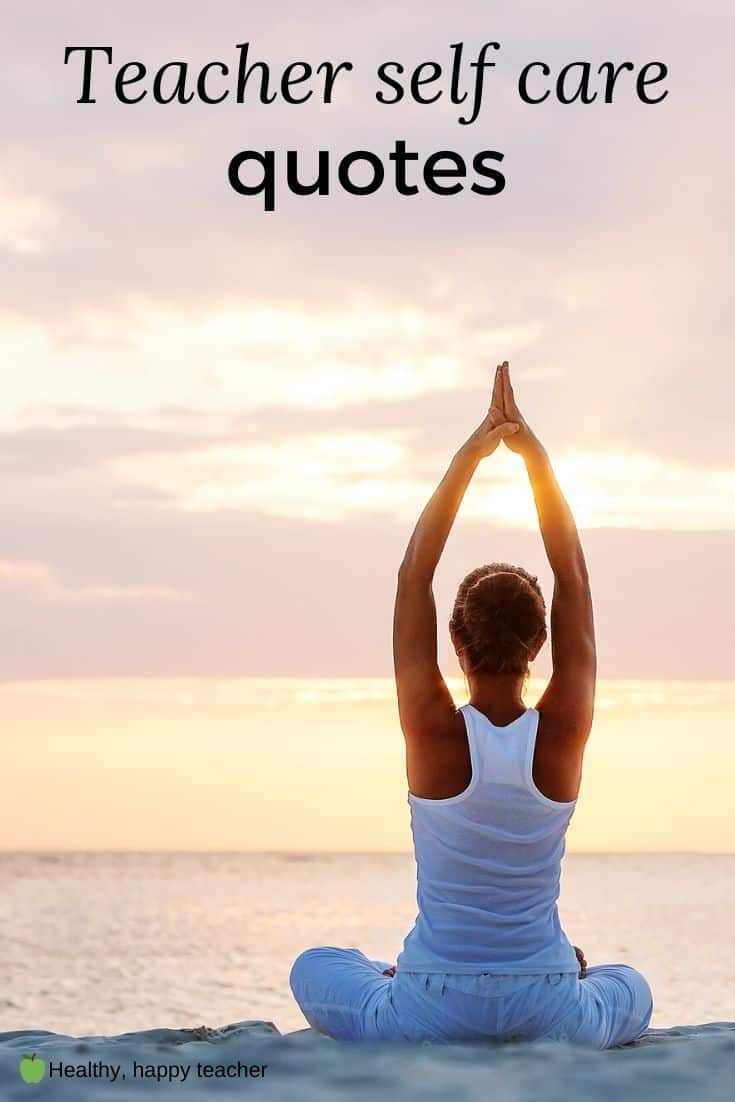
[397,704,579,975]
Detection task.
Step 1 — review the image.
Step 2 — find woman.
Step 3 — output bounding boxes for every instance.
[290,363,652,1047]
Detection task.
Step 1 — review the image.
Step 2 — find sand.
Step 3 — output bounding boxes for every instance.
[2,1019,734,1100]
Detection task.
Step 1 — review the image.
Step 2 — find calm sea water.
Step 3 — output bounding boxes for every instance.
[1,853,732,1036]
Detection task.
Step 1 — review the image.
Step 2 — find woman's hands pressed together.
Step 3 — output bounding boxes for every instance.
[494,360,544,462]
[461,366,519,460]
[461,360,544,465]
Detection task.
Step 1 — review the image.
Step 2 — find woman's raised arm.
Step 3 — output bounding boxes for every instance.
[393,372,518,743]
[499,363,596,751]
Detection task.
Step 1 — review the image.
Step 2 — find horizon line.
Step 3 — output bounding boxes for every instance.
[2,674,735,685]
[2,849,734,857]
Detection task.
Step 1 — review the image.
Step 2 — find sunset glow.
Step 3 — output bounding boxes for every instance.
[2,678,733,853]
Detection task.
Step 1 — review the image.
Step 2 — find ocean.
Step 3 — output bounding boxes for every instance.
[2,852,733,1037]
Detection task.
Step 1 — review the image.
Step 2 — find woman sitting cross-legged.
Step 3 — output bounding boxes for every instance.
[290,363,653,1048]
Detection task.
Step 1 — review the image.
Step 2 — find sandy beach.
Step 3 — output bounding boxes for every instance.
[2,1019,735,1100]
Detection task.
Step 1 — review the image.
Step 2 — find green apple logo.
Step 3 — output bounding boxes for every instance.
[19,1054,46,1084]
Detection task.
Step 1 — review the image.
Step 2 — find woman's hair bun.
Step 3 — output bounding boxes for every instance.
[450,563,547,676]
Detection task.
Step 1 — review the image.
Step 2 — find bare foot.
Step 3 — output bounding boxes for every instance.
[573,946,588,978]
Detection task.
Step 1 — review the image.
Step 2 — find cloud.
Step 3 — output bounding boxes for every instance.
[0,559,185,604]
[0,301,542,427]
[0,178,59,255]
[108,431,735,529]
[3,407,733,531]
[0,499,733,679]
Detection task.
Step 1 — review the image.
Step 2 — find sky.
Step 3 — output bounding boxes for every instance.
[1,1,734,850]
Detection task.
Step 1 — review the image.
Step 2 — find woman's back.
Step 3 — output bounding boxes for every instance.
[397,704,579,975]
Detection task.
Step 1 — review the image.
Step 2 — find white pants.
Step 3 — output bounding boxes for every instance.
[290,947,653,1049]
